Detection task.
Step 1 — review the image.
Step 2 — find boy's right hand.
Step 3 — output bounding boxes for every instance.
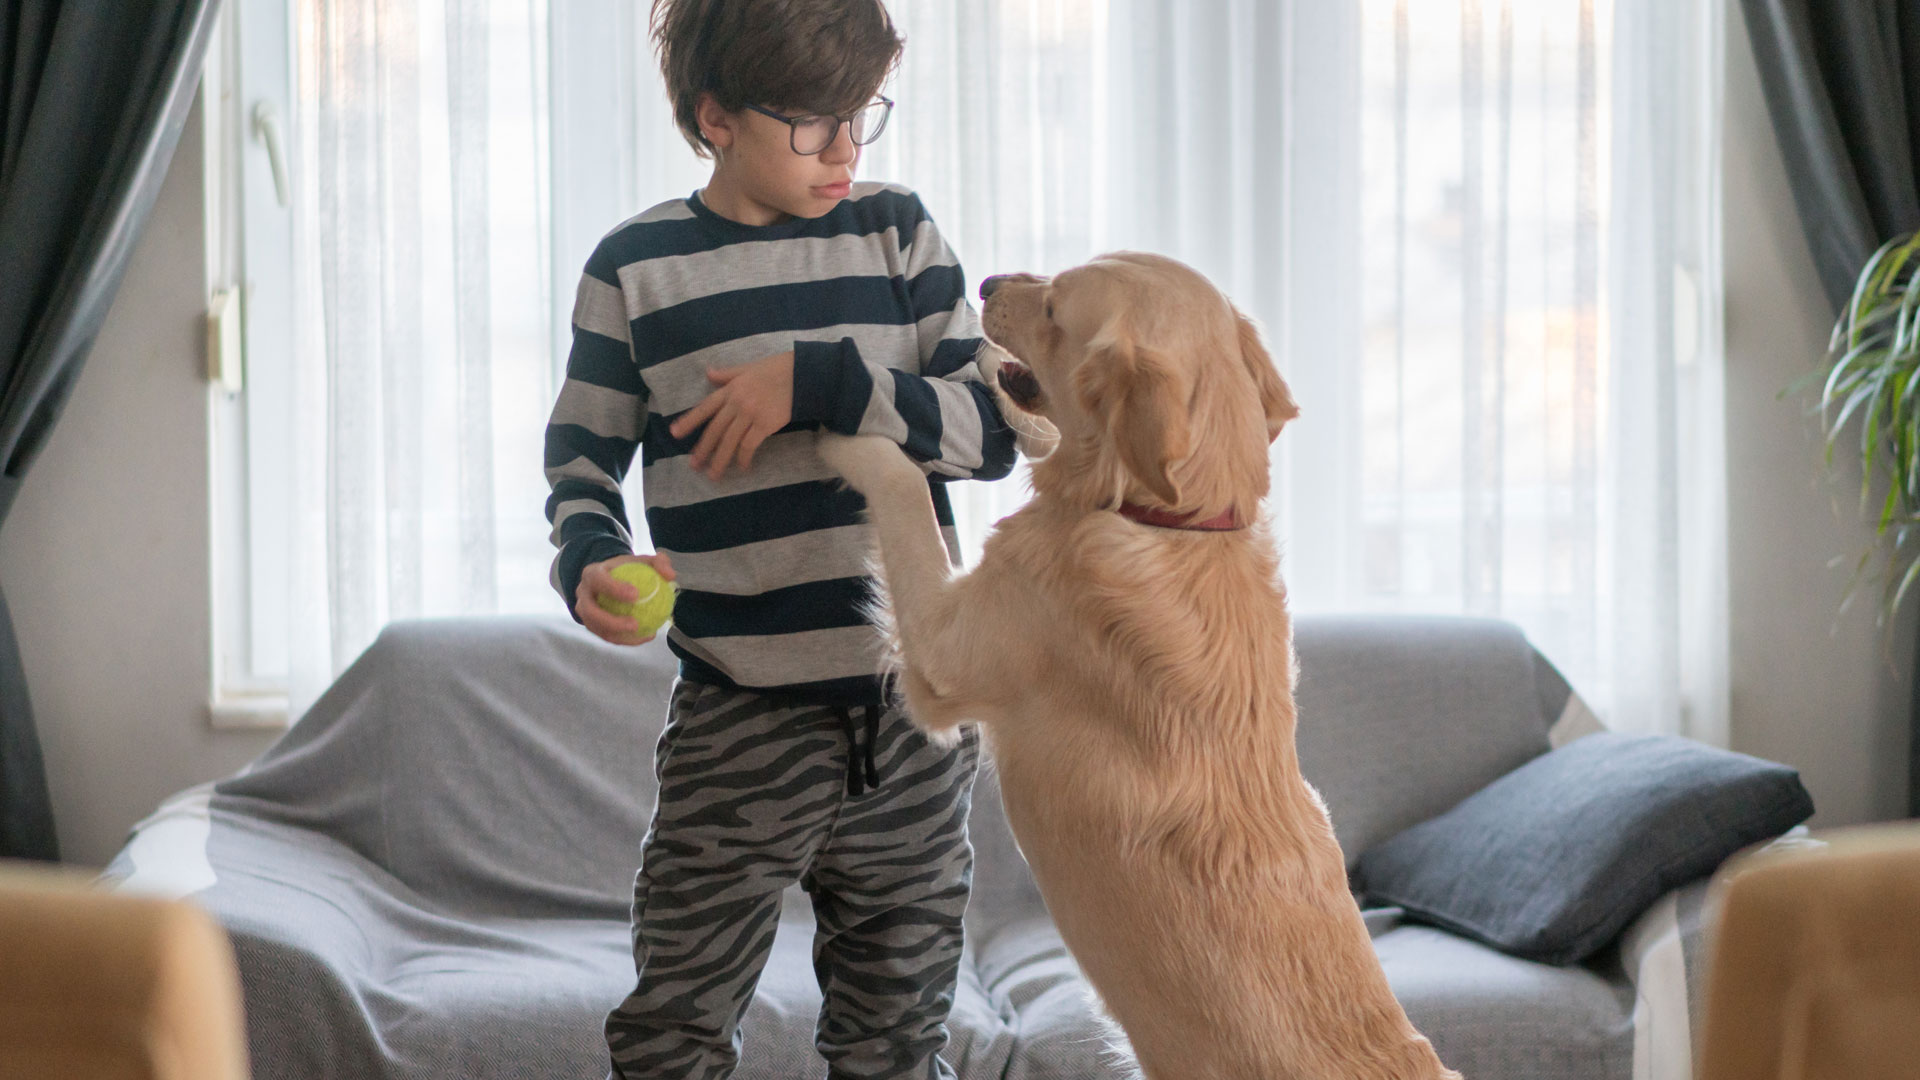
[575,552,677,646]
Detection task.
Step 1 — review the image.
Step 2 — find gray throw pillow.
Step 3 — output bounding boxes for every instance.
[1353,731,1814,965]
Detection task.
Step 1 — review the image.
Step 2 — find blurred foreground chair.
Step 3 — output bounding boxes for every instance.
[1699,821,1920,1080]
[0,858,249,1080]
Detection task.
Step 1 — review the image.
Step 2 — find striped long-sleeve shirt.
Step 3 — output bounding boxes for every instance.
[544,182,1017,706]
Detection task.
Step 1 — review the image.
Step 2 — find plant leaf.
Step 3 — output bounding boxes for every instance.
[1891,551,1920,617]
[1798,231,1920,622]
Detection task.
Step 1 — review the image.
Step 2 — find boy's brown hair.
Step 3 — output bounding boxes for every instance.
[651,0,904,158]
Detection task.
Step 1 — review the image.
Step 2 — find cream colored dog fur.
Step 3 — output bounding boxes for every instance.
[817,252,1460,1080]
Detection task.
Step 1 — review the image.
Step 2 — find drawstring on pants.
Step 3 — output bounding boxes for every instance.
[833,703,883,796]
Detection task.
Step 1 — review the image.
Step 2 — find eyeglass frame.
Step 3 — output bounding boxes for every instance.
[740,96,895,156]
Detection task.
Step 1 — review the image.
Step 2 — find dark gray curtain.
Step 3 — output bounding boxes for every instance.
[1741,0,1920,817]
[1740,0,1920,310]
[0,0,221,860]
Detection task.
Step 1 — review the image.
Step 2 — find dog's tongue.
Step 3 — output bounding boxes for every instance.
[996,359,1043,408]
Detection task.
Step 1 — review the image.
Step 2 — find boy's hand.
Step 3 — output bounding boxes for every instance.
[669,351,795,480]
[576,552,677,646]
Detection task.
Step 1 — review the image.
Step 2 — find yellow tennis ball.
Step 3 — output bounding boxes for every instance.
[597,561,676,636]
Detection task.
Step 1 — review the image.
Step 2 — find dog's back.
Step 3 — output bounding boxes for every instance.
[978,502,1458,1080]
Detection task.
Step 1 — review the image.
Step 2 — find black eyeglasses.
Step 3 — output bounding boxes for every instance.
[742,96,894,156]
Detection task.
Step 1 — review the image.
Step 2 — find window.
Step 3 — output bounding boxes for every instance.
[212,0,1723,740]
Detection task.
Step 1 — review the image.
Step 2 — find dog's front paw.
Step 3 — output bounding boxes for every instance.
[900,666,968,747]
[817,432,919,495]
[910,717,965,751]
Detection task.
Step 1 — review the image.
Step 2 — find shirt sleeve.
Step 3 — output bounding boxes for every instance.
[543,245,645,621]
[788,193,1018,482]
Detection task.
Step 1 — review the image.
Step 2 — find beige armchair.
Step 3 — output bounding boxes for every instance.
[1699,821,1920,1080]
[0,859,248,1080]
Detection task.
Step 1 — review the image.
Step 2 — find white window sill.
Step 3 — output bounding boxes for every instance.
[207,694,290,731]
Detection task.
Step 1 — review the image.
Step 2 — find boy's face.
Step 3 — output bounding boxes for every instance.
[700,94,863,221]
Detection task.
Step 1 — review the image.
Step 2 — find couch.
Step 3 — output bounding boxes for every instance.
[101,613,1739,1080]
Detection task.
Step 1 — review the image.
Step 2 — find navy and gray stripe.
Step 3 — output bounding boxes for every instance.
[605,680,979,1080]
[544,183,1015,705]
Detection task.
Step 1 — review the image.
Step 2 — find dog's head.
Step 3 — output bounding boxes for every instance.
[979,252,1298,516]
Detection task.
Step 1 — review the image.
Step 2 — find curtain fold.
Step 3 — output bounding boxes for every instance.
[0,0,221,861]
[282,0,552,715]
[1739,0,1920,311]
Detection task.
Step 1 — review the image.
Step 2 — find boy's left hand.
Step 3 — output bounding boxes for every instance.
[670,351,795,480]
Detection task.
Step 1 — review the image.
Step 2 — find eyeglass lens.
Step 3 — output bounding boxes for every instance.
[792,101,891,154]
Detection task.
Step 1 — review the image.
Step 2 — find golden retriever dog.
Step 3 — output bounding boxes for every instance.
[816,252,1459,1080]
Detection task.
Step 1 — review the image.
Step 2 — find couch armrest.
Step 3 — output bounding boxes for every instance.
[1618,875,1712,1080]
[1617,826,1820,1080]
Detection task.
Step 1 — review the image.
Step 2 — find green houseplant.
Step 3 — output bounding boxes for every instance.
[1791,229,1920,623]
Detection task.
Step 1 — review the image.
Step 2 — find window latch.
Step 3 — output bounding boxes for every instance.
[250,101,291,209]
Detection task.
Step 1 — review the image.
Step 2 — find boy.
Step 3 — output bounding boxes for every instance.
[541,2,1017,1077]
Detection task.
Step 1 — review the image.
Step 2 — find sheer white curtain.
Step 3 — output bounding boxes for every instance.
[279,0,1725,741]
[282,0,557,712]
[867,0,1727,740]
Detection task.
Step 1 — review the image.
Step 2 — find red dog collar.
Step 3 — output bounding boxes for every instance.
[1116,503,1246,531]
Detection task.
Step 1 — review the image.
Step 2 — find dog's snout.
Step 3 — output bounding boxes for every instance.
[982,272,1044,301]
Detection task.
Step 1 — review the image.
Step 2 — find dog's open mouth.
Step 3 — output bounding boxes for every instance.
[995,358,1044,411]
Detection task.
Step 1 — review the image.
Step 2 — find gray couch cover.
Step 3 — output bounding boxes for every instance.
[101,614,1724,1080]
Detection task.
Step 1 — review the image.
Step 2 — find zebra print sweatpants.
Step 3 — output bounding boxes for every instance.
[604,678,980,1080]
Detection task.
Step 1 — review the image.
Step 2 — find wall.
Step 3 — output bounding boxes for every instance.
[1722,0,1914,825]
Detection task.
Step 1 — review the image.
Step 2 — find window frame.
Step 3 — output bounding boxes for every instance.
[206,0,298,730]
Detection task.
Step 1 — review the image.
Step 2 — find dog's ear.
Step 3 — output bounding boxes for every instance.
[1072,329,1191,506]
[1234,305,1299,443]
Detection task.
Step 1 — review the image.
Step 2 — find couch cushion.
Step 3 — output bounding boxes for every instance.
[970,916,1130,1080]
[1292,615,1554,868]
[967,911,1638,1080]
[1375,920,1633,1080]
[1355,732,1815,965]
